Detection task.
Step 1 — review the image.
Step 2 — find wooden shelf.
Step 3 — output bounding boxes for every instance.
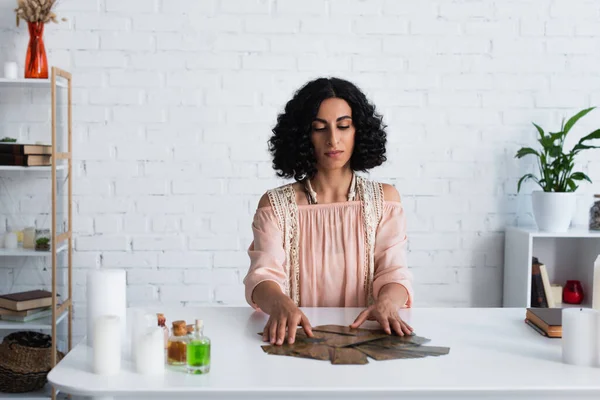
[0,78,66,88]
[0,68,72,400]
[0,244,67,257]
[0,309,68,331]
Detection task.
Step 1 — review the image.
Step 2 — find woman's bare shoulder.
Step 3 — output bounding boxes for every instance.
[256,182,307,210]
[381,183,401,202]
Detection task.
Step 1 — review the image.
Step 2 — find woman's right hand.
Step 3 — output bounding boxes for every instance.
[262,296,313,345]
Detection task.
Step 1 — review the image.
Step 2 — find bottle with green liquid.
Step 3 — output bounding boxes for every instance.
[187,319,211,374]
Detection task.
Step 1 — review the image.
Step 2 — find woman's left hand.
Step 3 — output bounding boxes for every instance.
[350,298,413,336]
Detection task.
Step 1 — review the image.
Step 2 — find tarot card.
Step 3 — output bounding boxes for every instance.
[330,347,369,365]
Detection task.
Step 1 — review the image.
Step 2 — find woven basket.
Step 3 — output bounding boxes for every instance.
[0,331,63,393]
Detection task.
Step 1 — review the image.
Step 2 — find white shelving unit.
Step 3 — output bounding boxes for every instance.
[503,225,600,308]
[0,69,73,400]
[0,79,66,88]
[0,166,66,171]
[0,310,68,331]
[0,245,67,257]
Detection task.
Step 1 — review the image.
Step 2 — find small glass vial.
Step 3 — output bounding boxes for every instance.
[157,313,169,349]
[590,194,600,231]
[167,320,189,366]
[186,319,211,374]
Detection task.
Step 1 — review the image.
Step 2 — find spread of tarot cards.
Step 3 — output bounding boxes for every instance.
[260,324,450,365]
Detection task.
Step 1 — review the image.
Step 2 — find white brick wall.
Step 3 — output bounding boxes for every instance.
[2,0,600,343]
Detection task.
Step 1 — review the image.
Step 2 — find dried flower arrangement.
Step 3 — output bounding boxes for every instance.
[14,0,66,26]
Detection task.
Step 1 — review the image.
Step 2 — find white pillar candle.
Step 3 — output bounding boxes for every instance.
[562,308,598,367]
[3,62,18,79]
[87,270,127,349]
[130,310,156,364]
[593,255,600,310]
[4,232,17,249]
[93,315,121,375]
[135,327,165,375]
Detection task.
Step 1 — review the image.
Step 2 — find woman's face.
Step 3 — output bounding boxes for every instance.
[310,98,355,172]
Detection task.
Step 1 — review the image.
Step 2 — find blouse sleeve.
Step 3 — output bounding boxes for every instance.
[243,207,288,309]
[372,202,414,307]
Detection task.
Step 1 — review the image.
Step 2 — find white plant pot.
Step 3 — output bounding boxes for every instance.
[532,191,576,232]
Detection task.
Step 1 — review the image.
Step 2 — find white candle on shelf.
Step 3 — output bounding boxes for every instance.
[93,315,121,375]
[4,232,17,249]
[87,269,127,349]
[134,327,165,375]
[562,308,598,367]
[593,255,600,310]
[3,62,18,79]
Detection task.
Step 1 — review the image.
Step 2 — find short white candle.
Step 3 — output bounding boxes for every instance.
[4,232,17,249]
[3,62,18,79]
[93,315,121,375]
[130,311,156,364]
[562,308,598,367]
[135,327,165,375]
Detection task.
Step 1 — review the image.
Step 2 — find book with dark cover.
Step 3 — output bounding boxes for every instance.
[0,290,53,311]
[0,308,53,322]
[0,143,52,155]
[0,306,50,317]
[0,154,51,166]
[531,257,548,307]
[526,308,562,338]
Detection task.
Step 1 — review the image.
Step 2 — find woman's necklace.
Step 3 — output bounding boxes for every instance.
[304,173,357,205]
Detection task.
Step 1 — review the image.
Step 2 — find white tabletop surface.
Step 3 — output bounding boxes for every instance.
[48,307,600,400]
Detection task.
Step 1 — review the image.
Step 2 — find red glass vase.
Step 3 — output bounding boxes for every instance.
[25,21,48,79]
[563,280,584,305]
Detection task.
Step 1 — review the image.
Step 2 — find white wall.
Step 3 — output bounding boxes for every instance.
[1,0,600,339]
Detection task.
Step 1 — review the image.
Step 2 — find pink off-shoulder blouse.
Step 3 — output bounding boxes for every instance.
[243,200,413,309]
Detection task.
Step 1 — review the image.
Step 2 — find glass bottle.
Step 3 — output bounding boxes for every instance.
[186,319,211,374]
[167,320,189,366]
[157,313,169,349]
[590,194,600,231]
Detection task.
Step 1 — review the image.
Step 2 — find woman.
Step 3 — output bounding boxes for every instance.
[243,77,413,346]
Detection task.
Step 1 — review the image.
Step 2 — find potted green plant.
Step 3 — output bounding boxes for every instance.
[516,107,600,232]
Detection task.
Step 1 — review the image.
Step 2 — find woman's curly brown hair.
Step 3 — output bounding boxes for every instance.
[268,77,387,181]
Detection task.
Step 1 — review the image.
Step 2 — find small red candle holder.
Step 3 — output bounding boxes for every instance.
[563,280,584,305]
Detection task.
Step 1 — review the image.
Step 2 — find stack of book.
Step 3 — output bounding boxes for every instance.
[530,257,557,308]
[525,308,562,338]
[0,143,52,166]
[0,290,54,322]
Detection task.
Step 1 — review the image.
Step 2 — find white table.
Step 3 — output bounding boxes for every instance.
[48,307,600,400]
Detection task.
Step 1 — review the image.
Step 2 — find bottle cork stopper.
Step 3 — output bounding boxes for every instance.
[172,320,187,336]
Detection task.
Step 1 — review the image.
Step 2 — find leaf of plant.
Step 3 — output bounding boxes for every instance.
[532,123,545,140]
[570,172,592,183]
[517,174,539,192]
[515,147,540,159]
[566,179,578,192]
[572,144,599,153]
[549,145,562,158]
[539,135,554,151]
[549,131,564,146]
[579,128,600,142]
[563,107,595,135]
